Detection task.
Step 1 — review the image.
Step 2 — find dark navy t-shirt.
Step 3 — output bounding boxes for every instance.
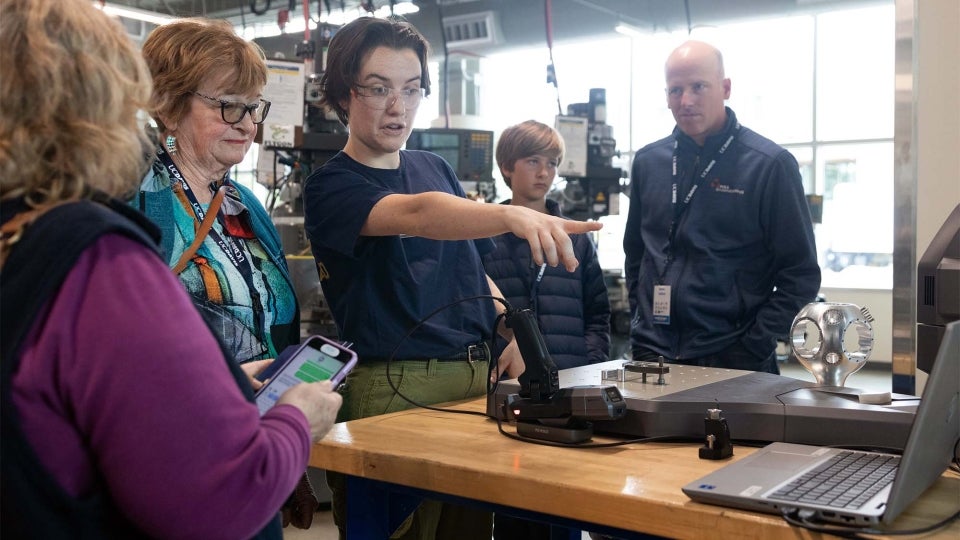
[302,150,497,359]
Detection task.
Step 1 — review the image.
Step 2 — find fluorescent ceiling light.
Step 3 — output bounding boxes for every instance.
[319,1,419,25]
[238,1,419,40]
[93,1,418,41]
[94,2,176,26]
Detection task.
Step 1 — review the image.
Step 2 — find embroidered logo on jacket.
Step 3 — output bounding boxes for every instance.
[710,178,745,195]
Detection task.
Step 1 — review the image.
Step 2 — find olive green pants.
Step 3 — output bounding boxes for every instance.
[326,357,493,540]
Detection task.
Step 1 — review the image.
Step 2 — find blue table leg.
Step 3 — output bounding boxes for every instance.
[345,476,422,538]
[344,475,665,540]
[550,524,582,539]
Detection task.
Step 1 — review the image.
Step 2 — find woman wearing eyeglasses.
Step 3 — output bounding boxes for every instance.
[134,19,318,529]
[136,18,297,369]
[302,16,605,540]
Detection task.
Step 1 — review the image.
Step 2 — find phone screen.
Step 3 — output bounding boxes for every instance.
[255,338,353,415]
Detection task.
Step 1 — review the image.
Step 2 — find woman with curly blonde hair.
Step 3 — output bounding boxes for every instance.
[0,1,341,537]
[0,0,151,210]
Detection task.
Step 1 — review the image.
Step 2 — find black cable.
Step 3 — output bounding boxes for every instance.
[383,294,513,417]
[683,0,692,35]
[781,507,960,538]
[378,293,698,449]
[376,291,743,451]
[774,440,960,537]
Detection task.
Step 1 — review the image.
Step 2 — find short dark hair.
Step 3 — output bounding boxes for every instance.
[320,16,431,126]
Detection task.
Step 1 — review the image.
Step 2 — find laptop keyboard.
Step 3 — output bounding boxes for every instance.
[768,451,900,509]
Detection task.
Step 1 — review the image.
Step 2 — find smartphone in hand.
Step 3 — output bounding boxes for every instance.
[254,335,357,415]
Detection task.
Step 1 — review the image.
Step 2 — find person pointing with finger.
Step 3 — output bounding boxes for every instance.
[301,15,601,540]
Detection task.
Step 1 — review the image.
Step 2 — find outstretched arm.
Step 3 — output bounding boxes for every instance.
[363,192,602,272]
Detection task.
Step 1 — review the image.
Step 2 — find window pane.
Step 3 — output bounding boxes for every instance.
[628,31,686,150]
[715,16,815,144]
[788,146,815,194]
[815,142,894,289]
[477,37,634,198]
[816,4,895,141]
[481,35,634,154]
[416,2,894,296]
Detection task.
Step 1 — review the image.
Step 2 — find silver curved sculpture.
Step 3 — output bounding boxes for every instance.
[790,302,875,387]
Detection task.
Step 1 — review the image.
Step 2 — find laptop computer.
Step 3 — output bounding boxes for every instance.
[682,320,960,526]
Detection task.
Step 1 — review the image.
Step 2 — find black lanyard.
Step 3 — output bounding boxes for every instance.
[506,245,547,314]
[157,148,255,281]
[657,123,740,284]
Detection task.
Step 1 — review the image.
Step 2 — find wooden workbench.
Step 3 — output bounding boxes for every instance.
[310,397,960,539]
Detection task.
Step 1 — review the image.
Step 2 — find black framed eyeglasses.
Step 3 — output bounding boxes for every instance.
[192,92,271,125]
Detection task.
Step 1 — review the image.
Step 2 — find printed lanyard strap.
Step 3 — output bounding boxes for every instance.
[658,122,741,284]
[157,147,255,279]
[506,247,547,313]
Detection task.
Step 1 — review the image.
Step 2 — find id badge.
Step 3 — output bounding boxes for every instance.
[653,285,671,325]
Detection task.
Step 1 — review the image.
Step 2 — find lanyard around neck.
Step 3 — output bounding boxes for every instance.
[157,147,253,276]
[529,263,547,312]
[658,122,741,284]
